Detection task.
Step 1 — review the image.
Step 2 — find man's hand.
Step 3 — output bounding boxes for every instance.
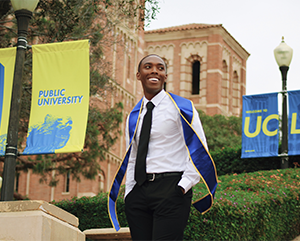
[179,186,185,194]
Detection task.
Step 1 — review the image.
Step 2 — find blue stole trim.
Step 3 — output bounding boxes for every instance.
[167,93,218,213]
[108,98,143,231]
[108,93,218,231]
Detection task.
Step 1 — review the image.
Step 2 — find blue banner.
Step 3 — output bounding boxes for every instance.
[288,90,300,156]
[242,93,279,158]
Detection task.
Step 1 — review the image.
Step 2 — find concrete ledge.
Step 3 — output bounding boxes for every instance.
[0,200,84,241]
[0,200,78,227]
[84,227,131,240]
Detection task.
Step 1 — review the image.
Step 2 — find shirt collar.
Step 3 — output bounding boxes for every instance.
[143,89,166,109]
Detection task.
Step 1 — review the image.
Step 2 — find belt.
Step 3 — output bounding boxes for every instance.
[146,172,183,182]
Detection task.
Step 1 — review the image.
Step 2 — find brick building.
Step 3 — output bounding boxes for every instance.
[145,23,250,116]
[11,23,249,202]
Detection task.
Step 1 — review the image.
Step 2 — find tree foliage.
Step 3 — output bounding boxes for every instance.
[198,110,242,152]
[0,0,159,186]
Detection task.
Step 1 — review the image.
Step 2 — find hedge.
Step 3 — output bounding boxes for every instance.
[210,145,300,175]
[52,168,300,241]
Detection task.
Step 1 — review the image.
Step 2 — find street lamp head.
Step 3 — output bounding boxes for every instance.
[10,0,39,12]
[274,36,293,67]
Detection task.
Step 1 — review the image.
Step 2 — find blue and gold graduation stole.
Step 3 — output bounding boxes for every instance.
[108,92,218,231]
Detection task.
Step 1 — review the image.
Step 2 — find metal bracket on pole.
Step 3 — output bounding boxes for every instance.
[5,145,18,158]
[278,153,288,157]
[17,37,28,50]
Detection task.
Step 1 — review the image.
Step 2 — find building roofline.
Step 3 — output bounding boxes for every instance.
[145,23,221,34]
[145,23,250,57]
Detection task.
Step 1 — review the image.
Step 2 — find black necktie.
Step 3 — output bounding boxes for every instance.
[135,101,155,186]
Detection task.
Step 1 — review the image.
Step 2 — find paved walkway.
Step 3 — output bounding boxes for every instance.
[293,235,300,241]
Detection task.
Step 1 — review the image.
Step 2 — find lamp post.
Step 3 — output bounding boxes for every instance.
[274,37,293,169]
[0,0,39,201]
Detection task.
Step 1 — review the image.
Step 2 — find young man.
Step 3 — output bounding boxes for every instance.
[123,54,209,240]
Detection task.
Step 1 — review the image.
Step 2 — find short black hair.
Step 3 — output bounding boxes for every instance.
[137,54,167,73]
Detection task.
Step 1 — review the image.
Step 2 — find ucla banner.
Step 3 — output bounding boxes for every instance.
[288,90,300,156]
[242,93,279,158]
[0,47,16,156]
[23,40,89,155]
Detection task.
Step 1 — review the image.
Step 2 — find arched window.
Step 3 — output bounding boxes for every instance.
[233,71,238,82]
[232,70,240,115]
[221,60,229,112]
[222,60,228,73]
[192,60,200,95]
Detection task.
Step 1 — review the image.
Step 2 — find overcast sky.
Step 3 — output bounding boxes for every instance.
[145,0,300,96]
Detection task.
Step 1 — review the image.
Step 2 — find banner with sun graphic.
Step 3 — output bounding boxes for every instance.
[0,47,16,156]
[23,40,89,155]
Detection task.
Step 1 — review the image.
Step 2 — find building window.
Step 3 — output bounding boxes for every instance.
[192,60,200,95]
[222,60,228,73]
[15,172,20,192]
[232,70,240,115]
[233,71,238,82]
[98,173,104,193]
[127,55,131,80]
[64,171,70,193]
[221,60,229,113]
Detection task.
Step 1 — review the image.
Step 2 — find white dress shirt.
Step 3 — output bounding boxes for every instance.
[124,90,208,197]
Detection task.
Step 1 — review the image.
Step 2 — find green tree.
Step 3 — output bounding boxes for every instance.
[0,0,159,187]
[198,110,242,152]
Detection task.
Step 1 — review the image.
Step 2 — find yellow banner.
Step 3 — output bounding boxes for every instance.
[23,40,90,154]
[0,47,16,156]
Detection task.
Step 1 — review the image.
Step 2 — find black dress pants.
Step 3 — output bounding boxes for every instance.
[125,174,192,241]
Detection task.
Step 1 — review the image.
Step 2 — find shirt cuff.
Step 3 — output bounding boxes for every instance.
[178,177,193,194]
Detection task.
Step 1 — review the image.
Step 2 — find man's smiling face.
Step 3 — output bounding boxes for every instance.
[137,55,168,100]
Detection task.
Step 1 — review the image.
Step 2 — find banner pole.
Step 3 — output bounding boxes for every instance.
[0,9,32,201]
[280,66,289,169]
